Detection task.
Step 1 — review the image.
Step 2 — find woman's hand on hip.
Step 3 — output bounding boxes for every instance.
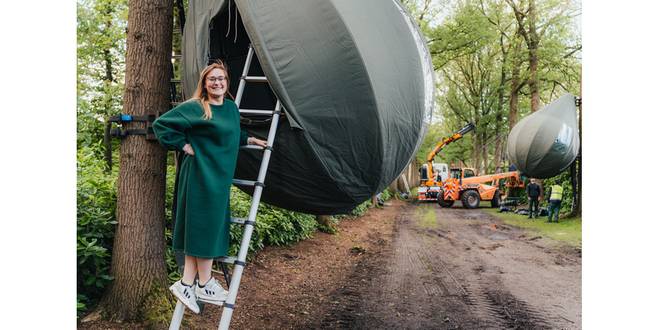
[182,143,195,156]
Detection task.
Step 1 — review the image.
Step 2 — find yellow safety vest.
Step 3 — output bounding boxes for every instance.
[550,185,563,200]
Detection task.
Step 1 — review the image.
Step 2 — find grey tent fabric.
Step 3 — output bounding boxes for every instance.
[181,1,226,100]
[180,0,434,214]
[507,94,580,179]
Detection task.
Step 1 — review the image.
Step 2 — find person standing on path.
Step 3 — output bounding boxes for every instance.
[526,179,541,218]
[153,62,267,314]
[546,183,564,223]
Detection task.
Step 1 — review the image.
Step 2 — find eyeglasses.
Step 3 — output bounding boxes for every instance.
[207,76,226,83]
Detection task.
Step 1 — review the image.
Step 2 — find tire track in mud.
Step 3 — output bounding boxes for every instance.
[313,212,403,329]
[439,207,573,329]
[311,203,579,329]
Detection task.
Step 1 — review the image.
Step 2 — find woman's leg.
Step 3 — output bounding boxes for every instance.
[194,257,228,303]
[170,255,201,314]
[182,255,198,285]
[196,257,214,285]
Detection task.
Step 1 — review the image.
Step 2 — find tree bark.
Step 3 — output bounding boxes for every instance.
[481,132,489,174]
[569,93,582,218]
[527,0,540,112]
[509,35,523,132]
[98,0,173,321]
[508,0,540,112]
[102,4,115,173]
[472,132,481,173]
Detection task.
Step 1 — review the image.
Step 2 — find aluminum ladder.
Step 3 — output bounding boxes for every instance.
[169,45,281,330]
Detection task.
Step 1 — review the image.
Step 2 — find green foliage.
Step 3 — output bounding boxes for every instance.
[316,217,340,234]
[351,200,371,217]
[417,122,474,166]
[418,0,581,174]
[77,0,128,146]
[541,162,578,215]
[227,187,318,258]
[163,161,181,281]
[77,294,89,318]
[77,143,118,317]
[380,188,392,202]
[141,283,178,328]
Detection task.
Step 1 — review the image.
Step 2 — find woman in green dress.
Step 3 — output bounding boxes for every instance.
[153,62,267,313]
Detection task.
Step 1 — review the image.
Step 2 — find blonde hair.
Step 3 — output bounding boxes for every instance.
[191,61,232,120]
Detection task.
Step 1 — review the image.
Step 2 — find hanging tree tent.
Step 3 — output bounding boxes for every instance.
[180,0,434,214]
[507,93,580,179]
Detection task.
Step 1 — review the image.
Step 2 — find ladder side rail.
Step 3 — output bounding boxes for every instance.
[218,102,281,330]
[234,45,255,107]
[169,301,185,330]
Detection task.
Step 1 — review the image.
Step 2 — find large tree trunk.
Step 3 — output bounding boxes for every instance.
[98,0,173,321]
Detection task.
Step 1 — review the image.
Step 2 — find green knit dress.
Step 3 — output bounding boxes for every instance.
[153,99,247,258]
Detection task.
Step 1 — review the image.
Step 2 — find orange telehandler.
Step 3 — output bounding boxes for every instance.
[437,167,525,209]
[418,123,475,201]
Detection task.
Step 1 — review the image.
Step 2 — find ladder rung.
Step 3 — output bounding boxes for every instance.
[232,179,259,186]
[239,145,265,151]
[239,109,275,115]
[217,256,237,264]
[243,76,268,83]
[230,217,247,224]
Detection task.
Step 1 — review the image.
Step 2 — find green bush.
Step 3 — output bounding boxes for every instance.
[228,187,317,257]
[541,163,578,215]
[77,144,118,317]
[380,188,392,201]
[163,162,181,281]
[350,200,371,217]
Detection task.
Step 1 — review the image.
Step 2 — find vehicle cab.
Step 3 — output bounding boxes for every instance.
[449,167,477,182]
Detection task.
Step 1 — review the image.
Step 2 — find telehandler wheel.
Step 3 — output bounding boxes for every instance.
[491,191,501,208]
[437,198,455,208]
[461,190,480,209]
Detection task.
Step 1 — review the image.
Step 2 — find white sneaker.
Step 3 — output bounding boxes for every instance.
[169,280,200,314]
[195,277,228,305]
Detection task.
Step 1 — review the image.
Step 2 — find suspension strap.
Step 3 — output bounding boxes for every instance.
[107,113,159,141]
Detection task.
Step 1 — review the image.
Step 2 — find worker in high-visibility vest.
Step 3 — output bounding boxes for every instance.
[547,184,564,223]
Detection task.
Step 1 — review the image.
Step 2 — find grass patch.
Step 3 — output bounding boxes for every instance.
[483,209,581,247]
[414,203,438,229]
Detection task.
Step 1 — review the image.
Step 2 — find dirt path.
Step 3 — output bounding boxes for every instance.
[80,199,581,329]
[313,202,582,329]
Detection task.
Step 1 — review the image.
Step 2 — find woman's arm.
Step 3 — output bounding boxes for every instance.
[153,109,191,151]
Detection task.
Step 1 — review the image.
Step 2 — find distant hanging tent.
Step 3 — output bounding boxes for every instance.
[507,94,580,179]
[180,0,434,214]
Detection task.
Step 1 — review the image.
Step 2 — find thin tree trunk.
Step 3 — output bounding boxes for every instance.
[103,5,115,173]
[569,91,582,218]
[98,0,173,321]
[528,0,540,112]
[472,132,481,173]
[509,36,522,132]
[482,132,489,174]
[529,49,540,112]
